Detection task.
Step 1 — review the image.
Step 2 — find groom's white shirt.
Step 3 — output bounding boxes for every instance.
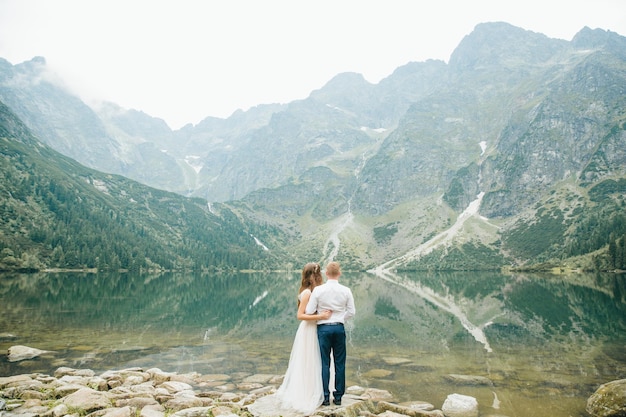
[305,279,355,324]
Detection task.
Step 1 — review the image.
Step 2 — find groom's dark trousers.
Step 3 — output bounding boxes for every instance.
[317,323,346,402]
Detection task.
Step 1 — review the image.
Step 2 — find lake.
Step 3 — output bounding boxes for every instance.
[1,270,625,416]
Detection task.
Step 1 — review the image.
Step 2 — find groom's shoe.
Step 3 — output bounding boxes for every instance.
[322,399,330,406]
[333,398,342,405]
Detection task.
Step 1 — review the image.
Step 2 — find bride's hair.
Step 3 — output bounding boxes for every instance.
[298,262,322,304]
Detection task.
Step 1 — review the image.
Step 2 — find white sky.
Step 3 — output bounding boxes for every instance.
[0,0,624,129]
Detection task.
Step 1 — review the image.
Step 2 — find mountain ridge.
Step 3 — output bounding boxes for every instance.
[1,22,625,272]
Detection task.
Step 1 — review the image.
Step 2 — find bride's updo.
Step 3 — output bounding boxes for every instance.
[298,262,323,301]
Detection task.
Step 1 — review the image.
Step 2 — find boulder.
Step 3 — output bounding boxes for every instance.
[98,406,134,417]
[171,406,215,417]
[62,387,111,412]
[114,396,160,408]
[441,393,478,417]
[362,388,395,401]
[159,381,194,394]
[140,404,166,417]
[7,345,51,362]
[0,374,34,389]
[444,374,493,386]
[399,401,436,411]
[586,379,626,417]
[378,401,444,416]
[363,369,394,378]
[55,367,95,378]
[236,382,263,391]
[147,368,174,384]
[383,357,413,365]
[12,398,48,415]
[48,403,70,417]
[241,374,275,384]
[163,395,204,411]
[196,374,231,383]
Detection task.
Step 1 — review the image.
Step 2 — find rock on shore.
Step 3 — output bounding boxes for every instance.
[0,366,453,417]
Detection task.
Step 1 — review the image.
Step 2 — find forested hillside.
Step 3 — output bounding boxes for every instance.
[0,102,287,272]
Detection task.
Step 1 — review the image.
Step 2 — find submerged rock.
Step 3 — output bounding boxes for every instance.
[586,378,626,417]
[444,374,493,386]
[441,393,478,417]
[7,345,52,362]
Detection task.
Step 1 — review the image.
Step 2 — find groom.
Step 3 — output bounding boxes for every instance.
[305,261,356,406]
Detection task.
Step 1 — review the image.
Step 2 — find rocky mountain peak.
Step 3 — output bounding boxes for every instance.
[0,56,47,84]
[571,26,626,58]
[309,72,372,103]
[448,21,567,71]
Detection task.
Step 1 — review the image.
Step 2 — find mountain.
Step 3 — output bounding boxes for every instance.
[1,22,625,272]
[0,58,193,194]
[0,101,287,272]
[0,56,445,202]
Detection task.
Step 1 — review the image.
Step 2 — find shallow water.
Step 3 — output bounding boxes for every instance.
[1,271,624,417]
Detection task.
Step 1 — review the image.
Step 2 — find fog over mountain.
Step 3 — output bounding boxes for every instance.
[1,22,625,272]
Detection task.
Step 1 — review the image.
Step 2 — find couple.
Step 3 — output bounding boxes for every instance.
[275,261,356,414]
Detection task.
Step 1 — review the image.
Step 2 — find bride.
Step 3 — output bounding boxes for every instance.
[274,262,332,414]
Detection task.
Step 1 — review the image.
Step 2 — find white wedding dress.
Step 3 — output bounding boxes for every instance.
[249,289,327,416]
[274,288,324,414]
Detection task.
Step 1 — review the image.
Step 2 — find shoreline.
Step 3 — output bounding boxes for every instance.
[0,366,447,417]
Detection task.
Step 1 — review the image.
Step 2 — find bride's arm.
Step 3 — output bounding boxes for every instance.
[297,291,331,321]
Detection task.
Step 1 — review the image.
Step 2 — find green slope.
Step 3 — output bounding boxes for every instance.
[0,101,287,272]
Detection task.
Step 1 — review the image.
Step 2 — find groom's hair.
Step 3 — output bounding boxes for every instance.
[325,261,341,278]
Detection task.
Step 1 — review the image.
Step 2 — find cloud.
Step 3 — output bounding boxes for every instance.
[0,0,624,129]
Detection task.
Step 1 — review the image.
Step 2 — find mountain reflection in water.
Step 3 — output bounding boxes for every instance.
[1,271,625,417]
